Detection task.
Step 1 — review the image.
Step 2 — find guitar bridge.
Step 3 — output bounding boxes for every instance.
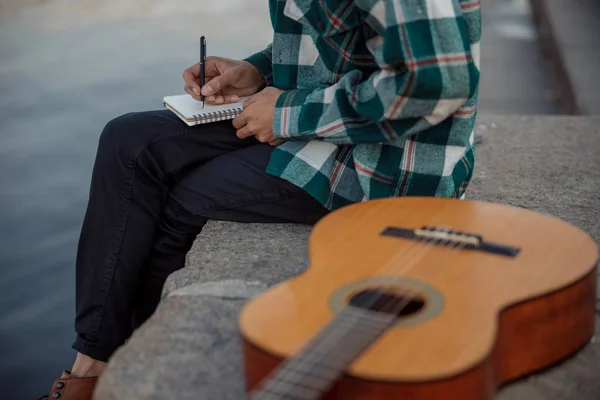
[381,226,520,257]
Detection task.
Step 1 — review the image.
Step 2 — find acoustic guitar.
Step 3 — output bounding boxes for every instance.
[238,197,598,399]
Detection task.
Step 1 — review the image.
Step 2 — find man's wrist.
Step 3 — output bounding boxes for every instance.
[241,61,267,91]
[243,49,274,87]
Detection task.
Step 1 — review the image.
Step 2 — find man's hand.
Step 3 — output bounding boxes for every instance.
[233,87,284,146]
[183,57,265,105]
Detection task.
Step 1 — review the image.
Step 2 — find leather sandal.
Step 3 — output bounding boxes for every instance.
[37,371,98,400]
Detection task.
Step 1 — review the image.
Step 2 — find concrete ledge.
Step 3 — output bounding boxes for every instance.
[161,222,312,297]
[530,0,600,114]
[95,295,248,400]
[95,116,600,400]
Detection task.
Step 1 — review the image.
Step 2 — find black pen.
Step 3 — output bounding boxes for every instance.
[200,36,206,108]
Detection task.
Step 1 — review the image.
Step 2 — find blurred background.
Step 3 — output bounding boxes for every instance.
[0,0,597,398]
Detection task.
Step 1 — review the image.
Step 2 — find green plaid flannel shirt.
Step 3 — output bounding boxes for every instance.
[245,0,481,210]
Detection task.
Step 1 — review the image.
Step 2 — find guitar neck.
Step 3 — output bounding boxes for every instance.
[248,307,396,400]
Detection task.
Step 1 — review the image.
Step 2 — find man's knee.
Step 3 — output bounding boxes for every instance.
[99,112,142,152]
[97,111,164,164]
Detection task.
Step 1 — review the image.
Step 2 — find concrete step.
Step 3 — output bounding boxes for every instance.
[94,116,600,400]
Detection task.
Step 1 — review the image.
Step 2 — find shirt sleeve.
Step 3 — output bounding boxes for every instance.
[244,43,274,87]
[273,0,479,145]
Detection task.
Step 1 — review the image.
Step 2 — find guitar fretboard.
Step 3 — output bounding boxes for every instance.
[248,307,396,400]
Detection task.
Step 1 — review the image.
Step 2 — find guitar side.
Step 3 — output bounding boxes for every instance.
[242,269,596,399]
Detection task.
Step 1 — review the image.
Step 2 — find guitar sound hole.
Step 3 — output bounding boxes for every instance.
[348,289,425,317]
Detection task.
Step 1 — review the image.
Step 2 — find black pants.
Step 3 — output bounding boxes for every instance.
[73,110,328,362]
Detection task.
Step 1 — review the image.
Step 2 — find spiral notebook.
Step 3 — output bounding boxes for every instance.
[163,94,248,126]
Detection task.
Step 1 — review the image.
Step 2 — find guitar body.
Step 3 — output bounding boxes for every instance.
[239,198,598,399]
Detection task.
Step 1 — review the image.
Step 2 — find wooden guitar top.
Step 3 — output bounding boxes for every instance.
[239,197,598,383]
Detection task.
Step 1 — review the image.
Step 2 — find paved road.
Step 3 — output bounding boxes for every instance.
[479,0,560,114]
[0,0,560,398]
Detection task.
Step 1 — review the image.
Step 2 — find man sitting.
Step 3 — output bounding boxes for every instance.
[41,1,480,398]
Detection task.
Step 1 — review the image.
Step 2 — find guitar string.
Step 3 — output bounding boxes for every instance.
[251,203,458,399]
[273,238,471,400]
[306,199,516,368]
[274,211,517,399]
[280,240,468,400]
[267,202,514,399]
[254,228,457,399]
[252,201,501,399]
[251,235,442,399]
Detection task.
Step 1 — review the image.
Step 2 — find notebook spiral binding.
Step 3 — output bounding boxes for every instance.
[192,106,244,124]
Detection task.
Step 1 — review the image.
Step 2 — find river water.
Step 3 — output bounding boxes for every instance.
[0,0,557,398]
[0,1,272,397]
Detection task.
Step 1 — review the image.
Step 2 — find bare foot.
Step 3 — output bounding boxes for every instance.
[70,353,107,378]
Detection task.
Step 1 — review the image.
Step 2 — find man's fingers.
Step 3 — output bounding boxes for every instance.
[232,114,247,130]
[224,94,240,103]
[206,95,225,105]
[203,57,220,76]
[236,126,252,140]
[187,63,200,77]
[184,85,201,101]
[269,138,284,147]
[207,94,241,105]
[243,95,260,108]
[183,66,201,96]
[201,76,220,97]
[201,69,235,97]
